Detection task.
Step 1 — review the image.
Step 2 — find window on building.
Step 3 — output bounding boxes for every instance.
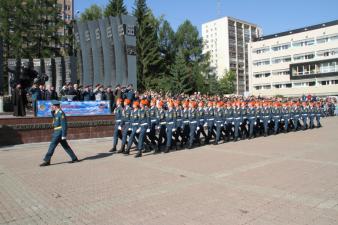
[272,56,291,64]
[253,59,270,66]
[272,70,289,76]
[253,47,270,54]
[317,48,338,58]
[293,52,315,61]
[271,43,291,51]
[292,39,315,47]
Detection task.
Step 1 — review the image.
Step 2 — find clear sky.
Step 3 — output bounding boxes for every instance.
[75,0,338,36]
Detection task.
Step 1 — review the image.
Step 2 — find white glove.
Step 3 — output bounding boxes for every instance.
[268,120,271,123]
[221,124,224,127]
[136,128,141,133]
[204,123,208,127]
[196,127,200,131]
[172,128,176,132]
[128,128,132,131]
[118,126,122,130]
[254,122,257,125]
[61,137,66,140]
[232,122,235,125]
[146,129,150,133]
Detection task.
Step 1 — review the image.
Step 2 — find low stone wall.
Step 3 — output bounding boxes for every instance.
[0,115,115,146]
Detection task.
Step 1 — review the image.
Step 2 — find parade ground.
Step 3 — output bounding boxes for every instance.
[0,117,337,225]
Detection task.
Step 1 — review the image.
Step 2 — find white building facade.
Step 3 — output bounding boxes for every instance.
[248,20,338,97]
[202,17,261,95]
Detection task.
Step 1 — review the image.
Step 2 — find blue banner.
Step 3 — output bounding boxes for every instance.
[37,101,111,117]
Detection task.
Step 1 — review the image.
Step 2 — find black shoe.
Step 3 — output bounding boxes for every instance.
[164,146,170,153]
[234,137,238,142]
[123,149,130,155]
[109,147,117,152]
[135,152,142,158]
[187,144,193,149]
[117,145,125,154]
[69,158,80,163]
[39,161,50,167]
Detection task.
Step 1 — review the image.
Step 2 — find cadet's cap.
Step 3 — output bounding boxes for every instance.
[124,99,131,105]
[51,100,60,106]
[217,101,224,107]
[207,101,213,107]
[198,101,204,107]
[158,101,164,107]
[174,100,180,106]
[116,98,123,103]
[133,101,139,107]
[141,99,148,106]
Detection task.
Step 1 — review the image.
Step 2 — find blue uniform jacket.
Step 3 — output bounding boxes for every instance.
[52,109,67,137]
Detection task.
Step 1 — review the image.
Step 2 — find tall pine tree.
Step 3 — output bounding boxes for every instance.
[170,49,192,95]
[104,0,128,17]
[133,0,162,91]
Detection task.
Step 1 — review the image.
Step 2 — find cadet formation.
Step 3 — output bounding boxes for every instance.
[109,98,324,158]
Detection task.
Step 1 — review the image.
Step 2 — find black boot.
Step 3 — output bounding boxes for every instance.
[109,146,117,152]
[123,148,130,155]
[39,161,50,167]
[135,151,142,158]
[117,145,125,154]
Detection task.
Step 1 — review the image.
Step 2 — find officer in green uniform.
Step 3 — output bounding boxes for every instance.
[40,100,79,166]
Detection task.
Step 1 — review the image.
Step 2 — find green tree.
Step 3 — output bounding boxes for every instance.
[174,20,211,94]
[219,70,236,94]
[80,4,103,22]
[104,0,128,17]
[170,49,192,95]
[133,0,162,91]
[158,18,176,75]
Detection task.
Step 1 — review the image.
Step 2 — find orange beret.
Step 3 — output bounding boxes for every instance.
[124,99,131,105]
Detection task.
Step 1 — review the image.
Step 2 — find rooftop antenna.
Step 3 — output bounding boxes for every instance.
[217,0,221,18]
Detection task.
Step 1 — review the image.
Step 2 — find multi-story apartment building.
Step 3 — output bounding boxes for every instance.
[248,20,338,97]
[202,16,262,95]
[57,0,74,55]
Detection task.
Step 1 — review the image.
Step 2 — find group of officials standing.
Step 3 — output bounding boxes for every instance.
[109,98,324,158]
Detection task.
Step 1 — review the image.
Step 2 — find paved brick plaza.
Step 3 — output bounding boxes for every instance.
[1,117,338,225]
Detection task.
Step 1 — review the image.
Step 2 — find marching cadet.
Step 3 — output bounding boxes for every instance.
[214,101,224,145]
[308,102,316,129]
[135,99,149,157]
[164,100,176,153]
[222,102,230,142]
[301,102,309,130]
[124,101,140,155]
[40,100,79,166]
[119,99,132,153]
[182,101,190,148]
[261,102,271,137]
[156,101,166,153]
[188,101,198,149]
[110,98,123,152]
[174,100,184,149]
[291,102,301,131]
[255,102,263,136]
[225,102,234,140]
[281,102,291,133]
[148,99,159,147]
[196,101,207,145]
[247,102,256,139]
[272,102,281,135]
[233,102,242,141]
[240,102,248,139]
[205,101,215,144]
[315,102,322,128]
